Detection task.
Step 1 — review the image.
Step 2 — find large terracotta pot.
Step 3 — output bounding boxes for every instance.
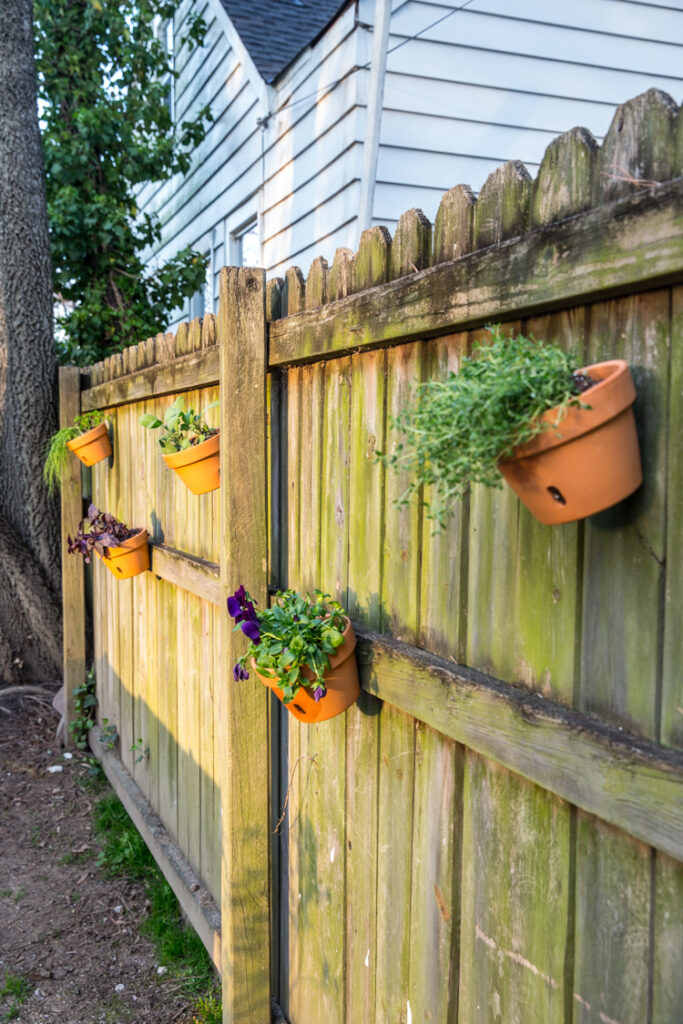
[66,422,112,467]
[99,529,150,580]
[498,360,642,524]
[252,619,360,724]
[162,432,220,495]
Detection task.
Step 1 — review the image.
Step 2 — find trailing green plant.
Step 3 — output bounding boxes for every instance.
[94,794,219,1001]
[227,587,347,704]
[140,396,219,454]
[43,410,106,494]
[378,325,593,529]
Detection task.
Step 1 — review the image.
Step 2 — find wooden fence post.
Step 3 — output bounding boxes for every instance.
[59,365,86,749]
[218,267,271,1024]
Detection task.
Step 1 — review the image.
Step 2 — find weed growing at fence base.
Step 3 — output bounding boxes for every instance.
[93,794,220,1004]
[0,972,29,1022]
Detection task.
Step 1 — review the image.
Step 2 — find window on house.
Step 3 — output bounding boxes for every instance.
[189,251,211,319]
[235,220,261,268]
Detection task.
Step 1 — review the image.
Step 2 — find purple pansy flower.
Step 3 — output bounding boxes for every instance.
[227,585,248,619]
[241,618,261,643]
[313,685,326,703]
[233,663,249,681]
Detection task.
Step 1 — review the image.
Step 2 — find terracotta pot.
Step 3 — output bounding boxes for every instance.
[498,360,642,524]
[252,619,360,724]
[99,529,150,580]
[66,422,112,467]
[162,432,220,494]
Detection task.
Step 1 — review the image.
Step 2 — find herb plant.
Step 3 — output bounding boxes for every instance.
[379,326,592,528]
[43,410,106,494]
[227,587,347,704]
[140,397,219,455]
[67,504,138,563]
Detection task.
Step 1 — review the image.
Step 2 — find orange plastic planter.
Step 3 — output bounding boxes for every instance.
[162,432,220,495]
[66,422,112,467]
[98,529,150,580]
[498,360,642,524]
[252,619,360,724]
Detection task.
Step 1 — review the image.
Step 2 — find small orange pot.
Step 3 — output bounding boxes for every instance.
[98,529,150,580]
[252,619,360,724]
[162,433,220,495]
[66,422,112,467]
[498,360,642,524]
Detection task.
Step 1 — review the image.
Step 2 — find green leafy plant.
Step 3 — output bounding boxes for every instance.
[69,669,99,750]
[379,325,593,528]
[227,587,347,704]
[43,410,106,494]
[140,396,219,455]
[35,0,213,365]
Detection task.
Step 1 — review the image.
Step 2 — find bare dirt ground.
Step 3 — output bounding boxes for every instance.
[0,696,210,1024]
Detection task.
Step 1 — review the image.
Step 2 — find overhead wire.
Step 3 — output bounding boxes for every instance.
[258,0,478,125]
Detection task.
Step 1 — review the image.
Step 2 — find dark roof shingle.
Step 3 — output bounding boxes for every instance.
[220,0,350,83]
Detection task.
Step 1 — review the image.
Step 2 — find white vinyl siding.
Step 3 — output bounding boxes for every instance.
[374,0,683,231]
[139,0,683,324]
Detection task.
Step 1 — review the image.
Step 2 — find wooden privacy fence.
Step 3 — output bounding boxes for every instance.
[61,88,683,1024]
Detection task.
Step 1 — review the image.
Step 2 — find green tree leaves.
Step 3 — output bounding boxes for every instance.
[34,0,213,364]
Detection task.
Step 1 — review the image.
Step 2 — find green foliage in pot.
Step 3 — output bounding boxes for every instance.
[139,396,219,455]
[43,410,106,494]
[379,326,592,528]
[227,587,347,704]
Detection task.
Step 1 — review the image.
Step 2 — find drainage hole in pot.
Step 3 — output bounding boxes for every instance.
[293,704,305,715]
[116,566,123,574]
[547,486,566,505]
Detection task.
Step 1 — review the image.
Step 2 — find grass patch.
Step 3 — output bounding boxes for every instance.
[93,793,220,1007]
[0,972,29,1022]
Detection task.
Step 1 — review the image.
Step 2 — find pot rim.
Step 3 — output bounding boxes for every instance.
[66,420,109,452]
[499,359,636,463]
[162,430,220,468]
[104,528,148,558]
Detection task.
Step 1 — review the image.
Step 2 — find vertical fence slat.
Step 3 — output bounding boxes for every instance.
[59,366,85,747]
[218,266,270,1023]
[458,755,571,1024]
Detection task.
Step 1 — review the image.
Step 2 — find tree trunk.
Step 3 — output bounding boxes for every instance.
[0,0,62,685]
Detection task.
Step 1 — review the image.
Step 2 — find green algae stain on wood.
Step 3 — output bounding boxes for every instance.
[580,292,670,740]
[433,184,475,264]
[661,285,683,750]
[354,226,392,292]
[473,160,532,249]
[599,88,678,205]
[390,208,431,280]
[531,127,598,227]
[418,332,469,663]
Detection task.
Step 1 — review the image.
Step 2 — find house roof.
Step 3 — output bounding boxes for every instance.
[219,0,349,84]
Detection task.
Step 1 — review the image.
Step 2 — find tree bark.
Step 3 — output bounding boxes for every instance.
[0,0,62,685]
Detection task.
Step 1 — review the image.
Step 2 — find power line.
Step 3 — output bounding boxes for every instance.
[259,0,478,125]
